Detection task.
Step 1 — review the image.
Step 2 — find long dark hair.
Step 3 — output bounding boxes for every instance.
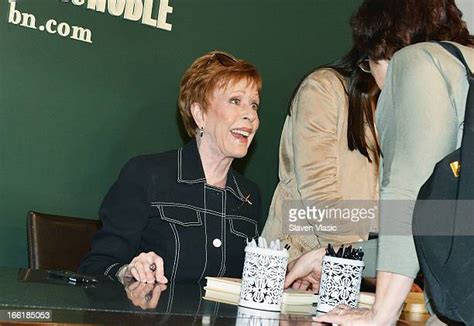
[352,0,474,60]
[288,47,380,163]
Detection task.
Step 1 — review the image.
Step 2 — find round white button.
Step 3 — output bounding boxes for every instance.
[213,238,222,248]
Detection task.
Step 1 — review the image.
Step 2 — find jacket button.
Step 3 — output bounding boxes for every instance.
[212,238,222,248]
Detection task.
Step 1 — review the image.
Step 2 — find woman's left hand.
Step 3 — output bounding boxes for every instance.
[313,305,378,325]
[284,248,326,291]
[124,279,167,310]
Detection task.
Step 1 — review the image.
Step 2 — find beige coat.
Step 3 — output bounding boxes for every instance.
[262,69,379,261]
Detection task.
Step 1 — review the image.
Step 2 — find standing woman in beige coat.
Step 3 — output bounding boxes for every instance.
[262,47,380,281]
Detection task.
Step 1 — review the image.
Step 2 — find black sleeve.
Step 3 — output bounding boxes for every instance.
[79,157,151,276]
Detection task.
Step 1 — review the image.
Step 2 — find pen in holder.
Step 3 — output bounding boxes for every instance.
[239,245,289,311]
[316,255,364,314]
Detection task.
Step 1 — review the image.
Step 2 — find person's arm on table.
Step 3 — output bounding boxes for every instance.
[285,238,378,293]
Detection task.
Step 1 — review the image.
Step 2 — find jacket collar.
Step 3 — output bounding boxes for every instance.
[177,139,251,203]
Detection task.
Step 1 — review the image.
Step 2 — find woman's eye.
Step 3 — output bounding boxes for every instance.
[230,98,240,105]
[251,103,260,111]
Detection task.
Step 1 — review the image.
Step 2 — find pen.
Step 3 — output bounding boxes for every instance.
[329,244,337,257]
[48,270,98,284]
[336,245,344,258]
[343,245,352,258]
[325,243,364,260]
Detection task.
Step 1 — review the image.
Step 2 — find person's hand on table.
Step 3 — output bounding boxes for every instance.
[118,251,168,284]
[124,279,167,310]
[313,305,377,325]
[284,248,325,292]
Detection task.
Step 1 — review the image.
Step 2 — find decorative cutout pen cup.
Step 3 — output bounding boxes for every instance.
[239,237,289,312]
[316,244,365,315]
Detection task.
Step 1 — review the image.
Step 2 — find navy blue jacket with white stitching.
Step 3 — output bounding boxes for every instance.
[79,139,261,282]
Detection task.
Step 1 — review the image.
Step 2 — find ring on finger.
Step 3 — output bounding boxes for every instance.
[144,292,152,302]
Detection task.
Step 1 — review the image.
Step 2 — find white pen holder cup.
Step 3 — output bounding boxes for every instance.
[239,246,289,311]
[316,255,365,314]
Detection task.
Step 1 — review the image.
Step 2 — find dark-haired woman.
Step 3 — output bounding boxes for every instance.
[287,0,474,324]
[262,47,380,287]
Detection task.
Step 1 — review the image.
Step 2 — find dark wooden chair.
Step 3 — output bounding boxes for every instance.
[26,211,100,271]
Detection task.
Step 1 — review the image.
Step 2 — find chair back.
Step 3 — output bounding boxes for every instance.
[27,211,100,271]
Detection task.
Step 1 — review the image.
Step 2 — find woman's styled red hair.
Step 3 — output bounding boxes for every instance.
[178,51,261,137]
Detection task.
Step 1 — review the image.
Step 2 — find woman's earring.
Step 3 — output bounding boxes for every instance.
[200,127,204,138]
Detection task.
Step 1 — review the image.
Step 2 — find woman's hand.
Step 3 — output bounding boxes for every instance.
[284,248,326,291]
[124,279,167,310]
[313,305,379,326]
[313,272,414,325]
[118,251,168,284]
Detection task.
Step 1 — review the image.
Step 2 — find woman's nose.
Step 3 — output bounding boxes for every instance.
[243,105,258,122]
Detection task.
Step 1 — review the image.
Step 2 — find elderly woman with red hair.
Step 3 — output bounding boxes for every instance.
[80,51,262,284]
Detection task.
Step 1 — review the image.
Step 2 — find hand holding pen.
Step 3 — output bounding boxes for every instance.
[117,251,168,284]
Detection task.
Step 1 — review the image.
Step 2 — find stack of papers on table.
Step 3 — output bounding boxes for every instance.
[203,277,315,314]
[204,277,427,315]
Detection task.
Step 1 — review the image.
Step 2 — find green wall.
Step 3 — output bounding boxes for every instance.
[0,0,361,267]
